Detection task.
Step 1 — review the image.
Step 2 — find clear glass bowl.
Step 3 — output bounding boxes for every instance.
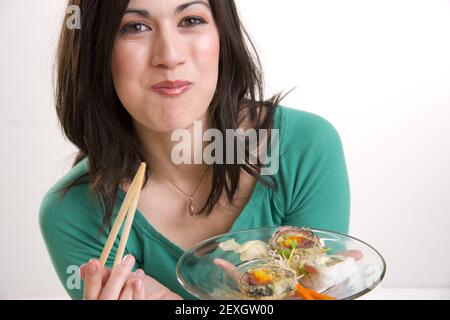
[176,227,386,300]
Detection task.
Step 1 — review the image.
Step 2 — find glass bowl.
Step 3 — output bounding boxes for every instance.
[176,227,386,300]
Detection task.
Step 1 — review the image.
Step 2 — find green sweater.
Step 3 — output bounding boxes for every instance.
[39,105,350,300]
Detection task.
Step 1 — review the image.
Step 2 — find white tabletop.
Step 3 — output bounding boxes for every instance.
[358,286,450,300]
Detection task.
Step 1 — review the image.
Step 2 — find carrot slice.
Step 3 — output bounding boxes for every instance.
[306,288,336,300]
[296,283,314,300]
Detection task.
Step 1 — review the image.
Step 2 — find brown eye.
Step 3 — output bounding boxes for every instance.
[120,23,151,35]
[180,16,206,28]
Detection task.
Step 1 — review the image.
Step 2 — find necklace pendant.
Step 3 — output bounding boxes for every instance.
[188,198,195,216]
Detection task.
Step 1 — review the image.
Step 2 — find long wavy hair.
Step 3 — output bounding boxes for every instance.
[56,0,285,232]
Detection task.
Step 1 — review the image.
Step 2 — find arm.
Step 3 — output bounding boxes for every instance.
[39,185,131,299]
[280,114,351,234]
[39,185,181,300]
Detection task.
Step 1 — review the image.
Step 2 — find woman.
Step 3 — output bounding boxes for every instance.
[40,0,350,300]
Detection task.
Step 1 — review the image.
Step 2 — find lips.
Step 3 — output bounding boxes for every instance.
[151,80,193,97]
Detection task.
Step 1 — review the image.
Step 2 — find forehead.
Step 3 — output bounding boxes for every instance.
[126,0,210,14]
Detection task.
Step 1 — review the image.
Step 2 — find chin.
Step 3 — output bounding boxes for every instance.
[149,115,198,133]
[160,108,209,130]
[138,95,210,132]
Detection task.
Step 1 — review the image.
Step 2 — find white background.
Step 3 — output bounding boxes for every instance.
[0,0,449,299]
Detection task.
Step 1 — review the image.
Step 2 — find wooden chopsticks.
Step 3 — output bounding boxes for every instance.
[99,162,147,268]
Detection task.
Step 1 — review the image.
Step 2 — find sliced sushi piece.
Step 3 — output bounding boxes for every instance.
[239,265,297,300]
[269,226,324,260]
[298,254,358,292]
[219,239,270,261]
[235,240,270,261]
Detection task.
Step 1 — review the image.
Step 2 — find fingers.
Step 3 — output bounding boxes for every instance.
[83,259,103,300]
[99,254,136,300]
[118,269,145,300]
[338,249,363,261]
[214,258,242,283]
[80,264,112,285]
[118,278,133,300]
[143,275,183,300]
[80,264,87,279]
[132,269,146,300]
[81,255,146,300]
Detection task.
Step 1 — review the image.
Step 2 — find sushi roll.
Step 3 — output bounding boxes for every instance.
[298,254,358,292]
[239,265,297,300]
[269,226,324,260]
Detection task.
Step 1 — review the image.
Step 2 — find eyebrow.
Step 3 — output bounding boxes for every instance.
[124,1,210,18]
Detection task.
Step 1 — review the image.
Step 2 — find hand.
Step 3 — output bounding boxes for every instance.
[80,255,182,300]
[80,255,144,300]
[214,258,242,283]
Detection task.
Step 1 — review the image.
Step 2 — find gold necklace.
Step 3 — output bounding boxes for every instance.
[151,166,210,216]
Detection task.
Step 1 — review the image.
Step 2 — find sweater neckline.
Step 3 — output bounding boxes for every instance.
[115,106,285,258]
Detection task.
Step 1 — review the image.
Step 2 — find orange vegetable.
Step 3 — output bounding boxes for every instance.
[253,269,273,284]
[306,288,336,300]
[295,283,314,300]
[283,236,304,248]
[296,283,336,300]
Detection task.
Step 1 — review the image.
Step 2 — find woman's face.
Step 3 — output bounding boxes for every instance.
[112,0,220,133]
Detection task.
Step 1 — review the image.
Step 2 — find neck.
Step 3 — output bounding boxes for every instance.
[133,112,212,184]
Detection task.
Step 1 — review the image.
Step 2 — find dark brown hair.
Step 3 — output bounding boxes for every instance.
[56,0,285,232]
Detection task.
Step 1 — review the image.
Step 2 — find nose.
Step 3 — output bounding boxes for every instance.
[151,27,186,70]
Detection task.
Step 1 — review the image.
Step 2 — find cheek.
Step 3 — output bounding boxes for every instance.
[193,32,220,78]
[112,42,148,97]
[191,32,220,100]
[111,41,154,125]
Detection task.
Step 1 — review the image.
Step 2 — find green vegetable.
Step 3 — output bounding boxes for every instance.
[298,266,310,278]
[278,249,290,259]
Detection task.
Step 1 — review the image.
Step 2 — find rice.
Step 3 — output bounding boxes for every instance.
[300,255,358,292]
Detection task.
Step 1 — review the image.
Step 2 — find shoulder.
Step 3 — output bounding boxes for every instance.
[277,105,344,153]
[270,106,350,226]
[39,158,103,233]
